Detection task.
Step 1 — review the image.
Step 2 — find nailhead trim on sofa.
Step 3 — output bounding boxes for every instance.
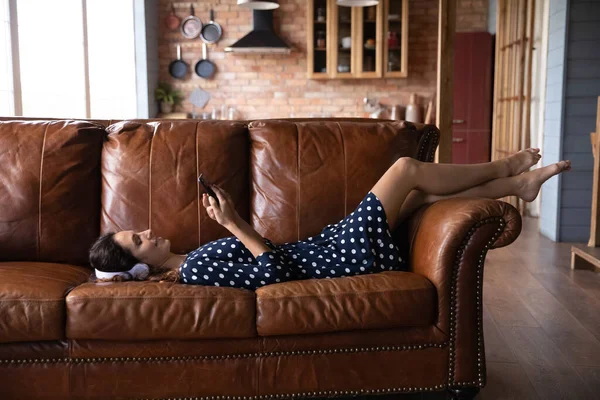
[0,341,449,364]
[448,216,505,388]
[427,134,439,162]
[139,385,449,400]
[1,345,451,397]
[417,127,439,162]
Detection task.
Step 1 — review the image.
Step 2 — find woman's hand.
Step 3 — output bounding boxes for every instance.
[202,185,241,229]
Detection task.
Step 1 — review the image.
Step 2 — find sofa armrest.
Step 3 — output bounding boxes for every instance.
[403,197,522,387]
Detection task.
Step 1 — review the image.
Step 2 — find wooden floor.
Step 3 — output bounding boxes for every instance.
[477,216,600,399]
[348,217,600,400]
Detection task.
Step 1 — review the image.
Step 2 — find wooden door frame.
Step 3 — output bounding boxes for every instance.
[436,0,456,163]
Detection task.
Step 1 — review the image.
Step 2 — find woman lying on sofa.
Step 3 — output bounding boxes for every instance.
[89,151,570,290]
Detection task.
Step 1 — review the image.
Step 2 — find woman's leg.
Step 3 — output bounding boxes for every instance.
[413,148,541,195]
[371,149,541,231]
[395,160,572,224]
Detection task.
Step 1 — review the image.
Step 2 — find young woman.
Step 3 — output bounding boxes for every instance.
[89,150,571,290]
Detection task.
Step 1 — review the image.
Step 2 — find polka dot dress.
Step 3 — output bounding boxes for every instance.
[179,191,406,290]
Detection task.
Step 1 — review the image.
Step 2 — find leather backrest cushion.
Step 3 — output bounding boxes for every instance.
[0,120,105,265]
[101,120,250,254]
[248,120,433,244]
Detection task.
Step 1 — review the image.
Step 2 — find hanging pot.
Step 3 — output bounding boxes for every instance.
[180,5,203,39]
[200,9,223,44]
[164,3,181,31]
[195,43,216,79]
[169,45,188,79]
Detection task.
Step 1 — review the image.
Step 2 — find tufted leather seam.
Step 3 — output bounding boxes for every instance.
[296,123,300,241]
[37,123,49,261]
[65,297,252,301]
[148,123,157,231]
[448,216,506,389]
[335,122,347,218]
[0,299,64,302]
[196,122,201,247]
[258,287,433,300]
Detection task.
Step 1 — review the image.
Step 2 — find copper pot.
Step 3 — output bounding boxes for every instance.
[165,3,181,31]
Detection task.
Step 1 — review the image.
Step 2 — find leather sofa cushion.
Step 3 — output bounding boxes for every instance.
[255,271,436,336]
[0,262,91,343]
[66,282,257,340]
[0,120,106,265]
[248,120,433,245]
[101,120,250,255]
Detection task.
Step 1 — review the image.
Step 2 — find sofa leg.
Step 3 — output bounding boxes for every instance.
[448,387,480,399]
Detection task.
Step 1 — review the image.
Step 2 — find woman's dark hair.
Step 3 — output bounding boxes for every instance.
[88,231,180,283]
[89,232,139,273]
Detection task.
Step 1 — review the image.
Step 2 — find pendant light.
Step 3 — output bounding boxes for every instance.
[336,0,379,6]
[237,0,279,10]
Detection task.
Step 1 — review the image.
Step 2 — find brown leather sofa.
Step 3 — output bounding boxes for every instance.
[0,118,522,400]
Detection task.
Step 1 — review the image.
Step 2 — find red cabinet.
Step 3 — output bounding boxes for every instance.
[452,32,494,164]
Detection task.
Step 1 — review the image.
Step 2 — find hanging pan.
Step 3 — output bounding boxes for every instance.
[169,45,188,79]
[164,3,181,31]
[180,5,202,39]
[200,9,222,44]
[195,43,216,79]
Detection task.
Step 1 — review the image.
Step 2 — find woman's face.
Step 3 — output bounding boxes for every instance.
[113,229,171,266]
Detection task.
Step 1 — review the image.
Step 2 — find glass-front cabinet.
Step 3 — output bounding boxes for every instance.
[354,4,382,78]
[307,0,408,80]
[331,3,354,78]
[383,0,408,77]
[307,0,329,79]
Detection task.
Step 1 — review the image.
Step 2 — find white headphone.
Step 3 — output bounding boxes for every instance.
[95,263,149,281]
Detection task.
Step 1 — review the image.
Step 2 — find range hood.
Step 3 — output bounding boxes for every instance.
[224,10,291,54]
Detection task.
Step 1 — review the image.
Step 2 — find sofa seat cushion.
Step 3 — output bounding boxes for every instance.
[66,282,257,340]
[255,271,436,336]
[0,262,91,343]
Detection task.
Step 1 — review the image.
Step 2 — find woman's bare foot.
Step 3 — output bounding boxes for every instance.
[516,160,572,202]
[502,148,542,177]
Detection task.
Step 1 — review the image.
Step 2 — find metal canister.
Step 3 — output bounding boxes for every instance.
[390,105,402,120]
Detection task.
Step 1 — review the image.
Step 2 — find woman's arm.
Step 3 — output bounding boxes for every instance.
[226,216,272,258]
[206,189,297,283]
[227,216,297,284]
[204,186,272,258]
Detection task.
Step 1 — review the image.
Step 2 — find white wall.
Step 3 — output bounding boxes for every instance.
[540,0,568,241]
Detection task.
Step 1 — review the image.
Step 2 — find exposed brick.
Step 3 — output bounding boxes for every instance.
[159,0,487,119]
[457,0,489,32]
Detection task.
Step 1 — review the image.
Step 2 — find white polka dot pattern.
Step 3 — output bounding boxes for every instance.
[179,191,406,290]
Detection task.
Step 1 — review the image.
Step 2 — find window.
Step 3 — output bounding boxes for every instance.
[18,0,86,118]
[3,0,137,119]
[0,0,14,116]
[86,0,137,118]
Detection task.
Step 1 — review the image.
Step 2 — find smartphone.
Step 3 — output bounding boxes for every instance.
[198,174,220,206]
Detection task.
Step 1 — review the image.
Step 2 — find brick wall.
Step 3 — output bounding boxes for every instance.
[457,0,489,32]
[158,1,485,119]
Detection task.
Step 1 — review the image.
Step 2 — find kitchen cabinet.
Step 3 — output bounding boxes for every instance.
[452,32,494,164]
[307,0,408,79]
[382,0,408,78]
[307,0,330,79]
